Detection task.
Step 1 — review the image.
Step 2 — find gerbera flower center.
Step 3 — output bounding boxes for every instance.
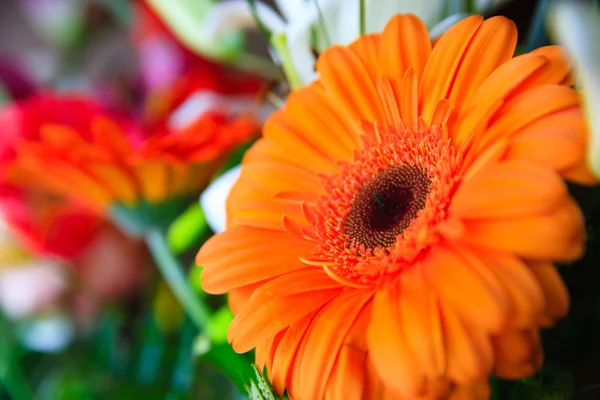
[304,121,462,286]
[344,165,430,249]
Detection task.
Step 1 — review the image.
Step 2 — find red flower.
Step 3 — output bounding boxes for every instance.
[0,95,113,258]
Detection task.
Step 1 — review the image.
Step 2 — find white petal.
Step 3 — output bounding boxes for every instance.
[285,20,320,84]
[549,2,600,178]
[200,166,242,233]
[274,0,311,20]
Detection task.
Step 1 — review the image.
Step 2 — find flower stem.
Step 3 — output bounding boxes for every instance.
[270,33,303,90]
[359,0,366,35]
[145,229,210,330]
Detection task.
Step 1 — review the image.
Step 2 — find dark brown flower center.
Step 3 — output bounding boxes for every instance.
[343,164,431,250]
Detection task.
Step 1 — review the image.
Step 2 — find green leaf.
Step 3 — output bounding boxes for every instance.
[196,339,254,392]
[188,265,207,297]
[146,0,245,61]
[167,202,209,255]
[247,365,279,400]
[206,307,234,344]
[111,197,196,236]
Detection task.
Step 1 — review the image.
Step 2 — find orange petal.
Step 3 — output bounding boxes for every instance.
[46,161,114,207]
[400,67,419,130]
[562,161,599,185]
[200,241,313,293]
[477,251,545,328]
[528,261,570,321]
[228,269,343,353]
[240,162,324,195]
[492,329,543,379]
[441,303,494,383]
[422,244,509,332]
[243,138,301,169]
[446,16,517,116]
[317,45,384,124]
[475,85,580,153]
[198,227,314,293]
[227,175,309,232]
[323,302,370,400]
[227,282,261,315]
[448,379,491,400]
[293,289,373,400]
[526,45,573,88]
[366,282,426,397]
[461,134,507,180]
[263,112,339,175]
[453,54,542,143]
[377,76,403,128]
[286,83,360,160]
[363,359,385,400]
[452,162,568,219]
[455,45,572,145]
[378,14,431,83]
[255,331,284,372]
[420,15,483,123]
[461,197,585,262]
[88,164,139,205]
[198,226,294,261]
[398,267,445,377]
[349,33,381,87]
[271,312,316,396]
[135,161,169,203]
[91,117,134,156]
[505,128,584,173]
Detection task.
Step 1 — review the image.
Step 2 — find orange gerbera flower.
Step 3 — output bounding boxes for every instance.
[3,95,258,215]
[197,14,597,400]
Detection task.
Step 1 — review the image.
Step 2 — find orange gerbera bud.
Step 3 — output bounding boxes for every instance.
[197,14,597,399]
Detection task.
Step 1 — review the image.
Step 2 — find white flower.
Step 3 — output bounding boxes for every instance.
[200,166,241,233]
[548,1,600,178]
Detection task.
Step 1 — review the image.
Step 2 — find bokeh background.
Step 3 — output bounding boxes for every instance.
[0,0,600,399]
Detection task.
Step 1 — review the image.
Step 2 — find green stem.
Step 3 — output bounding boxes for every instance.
[145,229,210,330]
[270,33,303,90]
[359,0,366,35]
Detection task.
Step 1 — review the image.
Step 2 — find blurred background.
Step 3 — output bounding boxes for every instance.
[0,0,600,399]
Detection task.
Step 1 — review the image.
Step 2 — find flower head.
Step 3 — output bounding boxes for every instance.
[0,96,148,323]
[2,94,259,219]
[198,14,595,399]
[0,95,108,257]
